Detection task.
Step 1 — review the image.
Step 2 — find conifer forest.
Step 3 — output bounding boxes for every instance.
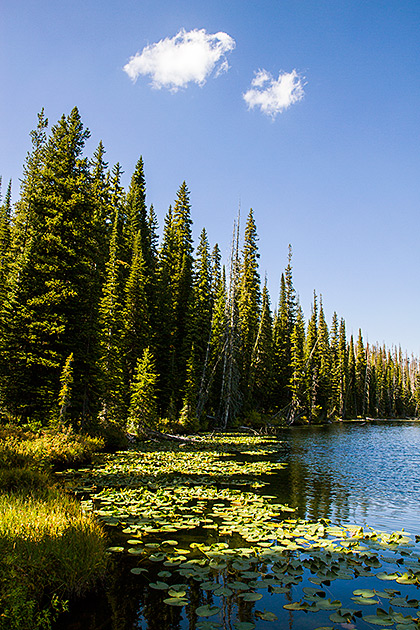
[1,107,419,433]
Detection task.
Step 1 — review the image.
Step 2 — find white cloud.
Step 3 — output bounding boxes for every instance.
[243,69,305,118]
[124,28,235,91]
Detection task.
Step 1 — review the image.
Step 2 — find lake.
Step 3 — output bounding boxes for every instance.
[60,421,420,630]
[275,420,420,533]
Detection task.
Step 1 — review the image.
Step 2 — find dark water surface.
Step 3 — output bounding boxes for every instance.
[61,421,420,630]
[274,420,420,534]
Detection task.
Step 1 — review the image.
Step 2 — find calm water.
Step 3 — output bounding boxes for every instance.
[61,420,420,630]
[274,420,420,534]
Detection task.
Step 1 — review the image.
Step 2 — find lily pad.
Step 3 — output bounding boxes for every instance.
[196,605,221,617]
[240,592,263,602]
[163,597,188,606]
[130,567,148,575]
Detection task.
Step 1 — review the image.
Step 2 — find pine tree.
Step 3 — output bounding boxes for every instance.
[219,219,242,427]
[316,298,331,419]
[197,265,227,422]
[346,335,356,418]
[0,179,12,309]
[154,183,194,416]
[154,205,176,414]
[0,108,98,423]
[58,352,74,424]
[98,188,126,423]
[305,292,319,421]
[90,141,112,283]
[169,182,195,413]
[289,307,306,422]
[125,157,147,256]
[338,318,348,418]
[128,347,158,434]
[124,157,157,311]
[122,231,151,386]
[180,345,199,429]
[330,312,340,418]
[238,209,261,402]
[249,281,273,411]
[272,246,298,412]
[355,329,367,416]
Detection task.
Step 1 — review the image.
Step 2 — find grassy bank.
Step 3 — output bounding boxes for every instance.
[0,426,108,630]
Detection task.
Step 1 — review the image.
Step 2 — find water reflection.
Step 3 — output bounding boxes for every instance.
[274,420,420,532]
[60,421,420,630]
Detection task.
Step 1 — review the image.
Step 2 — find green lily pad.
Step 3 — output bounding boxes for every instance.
[130,567,148,575]
[196,605,221,617]
[255,610,278,621]
[214,586,233,597]
[168,588,187,598]
[351,596,379,605]
[240,592,263,602]
[283,601,309,611]
[353,588,376,598]
[163,597,188,606]
[376,572,400,581]
[233,623,256,630]
[149,581,169,590]
[362,615,394,625]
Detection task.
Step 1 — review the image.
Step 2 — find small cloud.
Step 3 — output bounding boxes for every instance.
[243,69,305,118]
[124,28,235,91]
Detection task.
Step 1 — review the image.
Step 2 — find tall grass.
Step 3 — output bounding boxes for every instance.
[0,426,108,630]
[0,425,104,470]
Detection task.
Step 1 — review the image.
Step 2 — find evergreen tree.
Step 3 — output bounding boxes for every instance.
[124,157,147,256]
[58,352,74,424]
[0,179,12,309]
[316,298,331,418]
[154,206,176,414]
[355,329,367,416]
[98,195,126,423]
[180,344,199,429]
[191,228,212,364]
[219,219,242,427]
[197,265,227,422]
[238,209,261,402]
[346,335,356,418]
[272,247,298,412]
[169,182,195,412]
[249,281,273,411]
[122,231,151,386]
[128,347,158,433]
[289,307,306,422]
[338,318,348,418]
[155,183,194,416]
[0,108,98,423]
[90,141,112,283]
[330,312,340,418]
[305,292,319,421]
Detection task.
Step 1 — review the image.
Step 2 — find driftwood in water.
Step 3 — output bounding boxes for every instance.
[128,425,202,444]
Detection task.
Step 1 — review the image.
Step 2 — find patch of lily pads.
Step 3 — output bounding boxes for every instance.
[61,434,420,629]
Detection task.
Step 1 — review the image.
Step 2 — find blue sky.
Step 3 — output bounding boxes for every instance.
[1,0,420,354]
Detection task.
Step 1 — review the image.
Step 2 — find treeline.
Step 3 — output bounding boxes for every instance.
[0,107,419,432]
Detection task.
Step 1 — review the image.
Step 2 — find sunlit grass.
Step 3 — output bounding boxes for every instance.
[0,426,108,630]
[0,425,104,471]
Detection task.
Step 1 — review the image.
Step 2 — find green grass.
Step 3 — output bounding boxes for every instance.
[0,425,104,471]
[0,426,108,630]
